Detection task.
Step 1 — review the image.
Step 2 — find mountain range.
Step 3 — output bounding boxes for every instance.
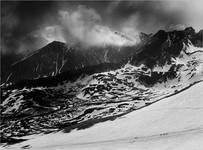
[1,27,203,145]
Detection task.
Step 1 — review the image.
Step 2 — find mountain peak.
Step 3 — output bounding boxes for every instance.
[39,41,68,55]
[184,27,195,35]
[45,40,67,49]
[48,41,66,46]
[153,30,168,39]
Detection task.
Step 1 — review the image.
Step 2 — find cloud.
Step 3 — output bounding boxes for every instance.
[109,0,203,33]
[1,2,19,54]
[59,5,139,47]
[36,25,66,44]
[1,0,203,56]
[163,0,203,31]
[1,1,57,55]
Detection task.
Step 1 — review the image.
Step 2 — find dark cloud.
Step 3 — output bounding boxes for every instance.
[1,0,203,57]
[1,1,57,55]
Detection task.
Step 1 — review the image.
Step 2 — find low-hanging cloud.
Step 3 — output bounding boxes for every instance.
[1,0,203,56]
[58,5,139,47]
[36,25,66,44]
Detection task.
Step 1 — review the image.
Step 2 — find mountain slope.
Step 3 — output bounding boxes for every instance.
[1,27,203,146]
[2,41,141,84]
[5,80,203,150]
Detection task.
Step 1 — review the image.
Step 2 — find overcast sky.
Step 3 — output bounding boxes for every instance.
[1,0,203,55]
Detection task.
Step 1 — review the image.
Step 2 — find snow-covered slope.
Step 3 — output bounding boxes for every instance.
[5,80,203,150]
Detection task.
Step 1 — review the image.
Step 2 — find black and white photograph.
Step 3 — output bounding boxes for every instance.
[1,0,203,149]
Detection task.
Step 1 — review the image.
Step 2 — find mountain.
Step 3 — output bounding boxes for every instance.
[131,27,203,68]
[1,42,136,84]
[130,27,203,85]
[3,27,198,84]
[1,27,203,145]
[2,42,143,84]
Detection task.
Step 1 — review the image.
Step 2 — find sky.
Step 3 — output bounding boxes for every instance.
[1,0,203,56]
